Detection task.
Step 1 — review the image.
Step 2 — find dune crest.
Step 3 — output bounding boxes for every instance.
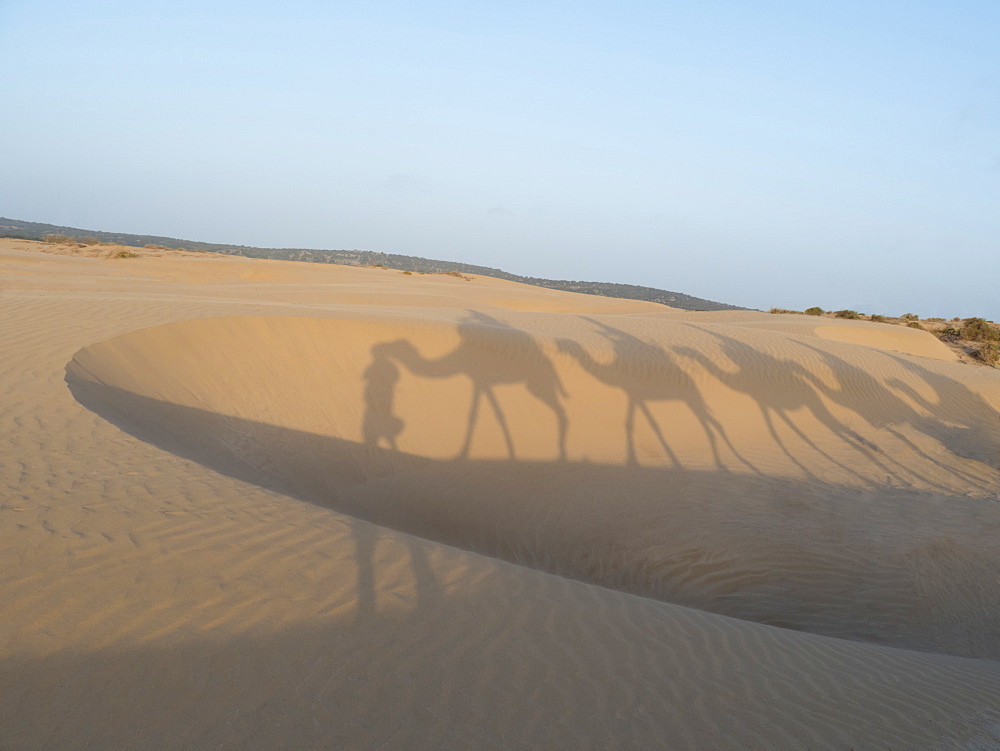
[66,310,1000,658]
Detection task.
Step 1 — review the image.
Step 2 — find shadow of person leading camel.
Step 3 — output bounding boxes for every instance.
[362,342,405,451]
[363,311,568,461]
[557,318,754,471]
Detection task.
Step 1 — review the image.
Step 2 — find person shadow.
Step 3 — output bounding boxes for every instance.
[557,318,753,470]
[362,342,405,450]
[363,311,568,461]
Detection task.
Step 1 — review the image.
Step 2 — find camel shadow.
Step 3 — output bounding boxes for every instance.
[363,311,568,461]
[793,341,997,491]
[557,318,753,470]
[675,326,888,484]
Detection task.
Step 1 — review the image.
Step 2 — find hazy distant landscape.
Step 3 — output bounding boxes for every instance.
[0,217,746,311]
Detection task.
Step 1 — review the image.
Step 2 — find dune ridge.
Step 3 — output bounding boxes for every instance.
[3,238,1000,749]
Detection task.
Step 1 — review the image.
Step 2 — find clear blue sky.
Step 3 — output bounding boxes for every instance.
[2,1,998,316]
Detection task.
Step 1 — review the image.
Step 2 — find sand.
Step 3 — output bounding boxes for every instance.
[2,237,999,749]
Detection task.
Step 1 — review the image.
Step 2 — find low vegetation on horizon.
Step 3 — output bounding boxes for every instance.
[769,306,1000,367]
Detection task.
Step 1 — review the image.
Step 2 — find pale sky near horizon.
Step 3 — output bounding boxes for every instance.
[2,1,998,317]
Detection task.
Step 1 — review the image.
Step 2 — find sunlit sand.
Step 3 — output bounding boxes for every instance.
[3,238,999,749]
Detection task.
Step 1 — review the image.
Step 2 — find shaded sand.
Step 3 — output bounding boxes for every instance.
[3,238,1000,749]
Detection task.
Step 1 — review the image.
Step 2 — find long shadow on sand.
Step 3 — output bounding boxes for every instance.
[65,374,1000,659]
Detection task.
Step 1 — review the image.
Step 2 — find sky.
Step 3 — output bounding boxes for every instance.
[2,0,998,316]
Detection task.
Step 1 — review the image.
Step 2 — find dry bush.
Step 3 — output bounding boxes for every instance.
[42,234,78,245]
[111,249,138,259]
[961,318,1000,343]
[834,310,860,319]
[804,307,824,316]
[869,314,888,323]
[933,326,961,341]
[906,321,924,330]
[976,342,999,367]
[769,308,802,314]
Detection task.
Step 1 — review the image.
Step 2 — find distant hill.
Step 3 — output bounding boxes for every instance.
[0,217,747,311]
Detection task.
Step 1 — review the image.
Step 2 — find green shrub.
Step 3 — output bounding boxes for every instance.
[961,318,1000,343]
[804,307,824,316]
[834,310,860,319]
[906,321,924,330]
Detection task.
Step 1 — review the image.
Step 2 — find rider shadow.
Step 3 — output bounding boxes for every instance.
[557,318,754,471]
[362,311,568,461]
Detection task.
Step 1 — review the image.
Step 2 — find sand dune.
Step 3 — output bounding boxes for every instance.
[3,238,1000,749]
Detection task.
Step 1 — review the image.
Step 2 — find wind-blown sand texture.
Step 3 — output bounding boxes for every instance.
[2,237,1000,749]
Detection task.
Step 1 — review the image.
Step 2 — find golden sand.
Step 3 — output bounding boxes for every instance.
[2,238,999,749]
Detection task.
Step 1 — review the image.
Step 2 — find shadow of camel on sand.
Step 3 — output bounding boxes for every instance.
[363,311,568,461]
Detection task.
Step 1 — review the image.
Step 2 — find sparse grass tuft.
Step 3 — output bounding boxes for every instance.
[111,249,139,259]
[769,307,802,314]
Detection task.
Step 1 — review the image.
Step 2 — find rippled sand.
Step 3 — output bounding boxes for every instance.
[3,238,999,749]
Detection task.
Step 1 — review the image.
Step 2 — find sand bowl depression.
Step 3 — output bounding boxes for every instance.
[67,312,1000,658]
